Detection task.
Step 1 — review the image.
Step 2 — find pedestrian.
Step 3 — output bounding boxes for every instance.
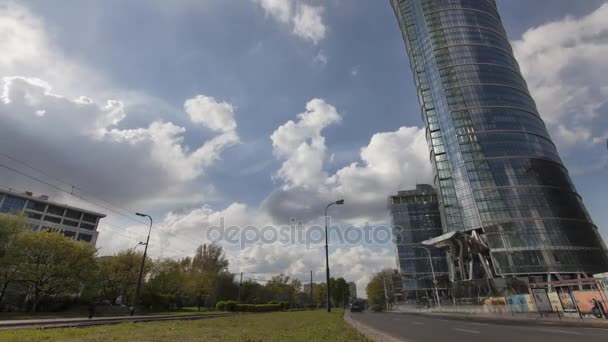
[88,301,96,319]
[591,299,605,319]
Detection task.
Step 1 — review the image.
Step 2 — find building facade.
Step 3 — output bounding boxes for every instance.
[0,190,105,245]
[390,0,608,280]
[390,185,449,298]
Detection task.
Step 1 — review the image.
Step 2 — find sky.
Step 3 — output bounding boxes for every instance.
[1,0,608,296]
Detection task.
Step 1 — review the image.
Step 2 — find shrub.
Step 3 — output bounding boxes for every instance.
[223,300,238,312]
[235,304,282,312]
[279,301,289,311]
[215,301,226,311]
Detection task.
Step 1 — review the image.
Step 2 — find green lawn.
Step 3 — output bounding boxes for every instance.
[0,309,369,341]
[0,307,214,321]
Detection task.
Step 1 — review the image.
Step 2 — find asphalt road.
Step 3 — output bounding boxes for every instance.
[350,311,608,342]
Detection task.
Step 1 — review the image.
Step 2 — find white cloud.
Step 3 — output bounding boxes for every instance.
[0,2,239,215]
[185,95,237,133]
[512,3,608,149]
[253,0,292,23]
[271,98,341,190]
[252,0,327,44]
[267,99,432,225]
[292,4,326,44]
[314,50,328,65]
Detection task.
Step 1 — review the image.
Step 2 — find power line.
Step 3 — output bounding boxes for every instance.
[0,160,210,250]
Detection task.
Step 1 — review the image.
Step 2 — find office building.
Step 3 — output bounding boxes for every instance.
[0,189,105,245]
[390,185,448,299]
[390,0,608,284]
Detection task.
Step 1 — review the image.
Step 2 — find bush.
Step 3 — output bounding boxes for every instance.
[223,300,238,312]
[279,301,289,311]
[235,304,282,312]
[215,301,226,311]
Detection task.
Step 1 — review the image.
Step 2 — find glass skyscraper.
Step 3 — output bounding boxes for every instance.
[390,0,608,278]
[390,185,449,298]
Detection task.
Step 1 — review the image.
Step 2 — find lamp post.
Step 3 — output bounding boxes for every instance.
[325,199,344,313]
[130,212,153,316]
[413,245,440,308]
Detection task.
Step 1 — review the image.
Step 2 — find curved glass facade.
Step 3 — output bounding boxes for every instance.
[390,0,608,276]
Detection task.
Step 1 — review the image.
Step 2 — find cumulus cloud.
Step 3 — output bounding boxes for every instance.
[266,99,432,225]
[512,3,608,149]
[271,98,341,189]
[185,95,237,133]
[252,0,327,44]
[0,3,239,215]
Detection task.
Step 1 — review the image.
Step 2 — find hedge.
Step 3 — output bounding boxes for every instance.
[234,304,282,312]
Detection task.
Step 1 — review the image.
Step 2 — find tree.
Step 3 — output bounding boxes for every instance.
[93,249,149,305]
[142,259,188,310]
[0,214,27,307]
[191,243,228,273]
[14,231,97,312]
[366,270,400,310]
[331,277,350,308]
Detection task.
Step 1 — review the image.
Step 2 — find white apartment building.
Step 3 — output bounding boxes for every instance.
[0,190,105,245]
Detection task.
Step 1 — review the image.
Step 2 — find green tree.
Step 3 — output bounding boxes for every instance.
[93,248,149,305]
[14,231,97,312]
[0,214,27,306]
[366,270,400,310]
[191,243,229,273]
[142,259,188,310]
[330,277,350,308]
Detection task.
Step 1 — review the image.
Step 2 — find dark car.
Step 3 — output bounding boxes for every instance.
[350,302,363,312]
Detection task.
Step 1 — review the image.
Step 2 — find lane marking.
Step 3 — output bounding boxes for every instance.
[467,322,490,326]
[453,328,481,334]
[534,329,582,335]
[411,322,424,325]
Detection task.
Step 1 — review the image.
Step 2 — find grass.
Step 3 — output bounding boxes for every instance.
[0,309,369,341]
[0,307,215,321]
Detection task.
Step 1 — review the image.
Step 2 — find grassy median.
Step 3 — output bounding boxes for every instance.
[0,309,368,341]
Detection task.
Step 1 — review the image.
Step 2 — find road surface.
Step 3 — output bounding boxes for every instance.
[349,311,608,342]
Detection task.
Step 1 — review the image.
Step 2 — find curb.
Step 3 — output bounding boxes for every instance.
[391,311,608,330]
[0,313,236,331]
[344,311,405,342]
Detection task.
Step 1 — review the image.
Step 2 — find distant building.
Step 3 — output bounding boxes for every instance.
[348,281,357,300]
[389,185,448,299]
[0,190,105,245]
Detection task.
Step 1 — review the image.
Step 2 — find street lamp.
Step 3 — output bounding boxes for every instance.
[413,245,441,308]
[325,199,344,313]
[130,212,153,316]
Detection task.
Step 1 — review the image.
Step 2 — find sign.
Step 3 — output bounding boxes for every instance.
[557,290,577,313]
[531,288,553,313]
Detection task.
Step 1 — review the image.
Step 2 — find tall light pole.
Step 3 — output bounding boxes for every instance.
[413,245,440,308]
[325,199,344,313]
[131,212,153,316]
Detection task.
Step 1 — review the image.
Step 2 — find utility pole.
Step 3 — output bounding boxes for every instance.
[310,270,314,307]
[238,272,243,302]
[382,273,390,311]
[131,213,152,316]
[324,199,344,313]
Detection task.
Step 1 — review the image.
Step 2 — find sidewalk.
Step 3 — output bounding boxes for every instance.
[390,308,608,329]
[0,312,234,330]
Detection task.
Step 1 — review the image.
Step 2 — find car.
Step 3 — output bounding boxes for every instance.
[350,302,363,312]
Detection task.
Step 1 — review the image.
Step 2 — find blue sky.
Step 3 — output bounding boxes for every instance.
[1,0,608,292]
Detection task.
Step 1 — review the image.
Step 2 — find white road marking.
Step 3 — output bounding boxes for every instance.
[411,322,424,325]
[453,328,481,334]
[534,329,582,335]
[467,322,490,326]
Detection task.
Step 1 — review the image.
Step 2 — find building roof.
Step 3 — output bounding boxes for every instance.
[0,189,106,218]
